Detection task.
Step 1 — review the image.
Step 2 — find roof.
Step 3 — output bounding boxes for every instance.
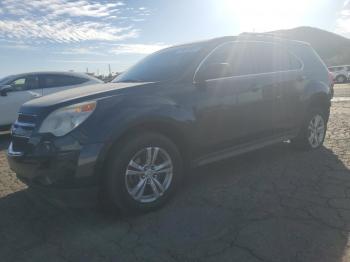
[165,33,310,53]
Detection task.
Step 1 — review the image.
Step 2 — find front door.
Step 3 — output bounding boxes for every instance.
[0,75,41,126]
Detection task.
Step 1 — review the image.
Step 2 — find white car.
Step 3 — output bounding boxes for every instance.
[328,65,350,83]
[0,72,103,130]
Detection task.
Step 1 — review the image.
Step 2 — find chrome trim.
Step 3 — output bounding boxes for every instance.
[13,121,36,128]
[7,142,24,157]
[18,112,38,117]
[192,40,305,84]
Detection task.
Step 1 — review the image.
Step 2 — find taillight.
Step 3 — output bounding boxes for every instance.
[328,72,334,86]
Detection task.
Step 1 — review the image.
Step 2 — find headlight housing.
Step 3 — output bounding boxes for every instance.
[39,101,96,137]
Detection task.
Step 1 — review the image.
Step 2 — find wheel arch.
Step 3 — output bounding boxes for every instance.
[308,92,331,120]
[95,119,192,180]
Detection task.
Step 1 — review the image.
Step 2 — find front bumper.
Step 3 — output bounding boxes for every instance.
[7,134,104,206]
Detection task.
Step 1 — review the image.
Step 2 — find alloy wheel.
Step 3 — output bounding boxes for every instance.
[125,147,173,203]
[307,114,325,148]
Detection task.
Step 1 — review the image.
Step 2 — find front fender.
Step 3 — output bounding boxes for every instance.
[73,92,196,156]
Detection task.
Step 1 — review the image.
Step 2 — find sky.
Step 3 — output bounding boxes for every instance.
[0,0,350,77]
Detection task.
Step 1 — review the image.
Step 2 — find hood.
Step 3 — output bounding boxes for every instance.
[23,82,150,109]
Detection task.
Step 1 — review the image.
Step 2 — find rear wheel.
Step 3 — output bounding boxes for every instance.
[103,132,183,214]
[336,75,346,83]
[291,108,327,150]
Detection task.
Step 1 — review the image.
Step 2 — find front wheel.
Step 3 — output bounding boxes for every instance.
[103,132,183,214]
[291,109,327,150]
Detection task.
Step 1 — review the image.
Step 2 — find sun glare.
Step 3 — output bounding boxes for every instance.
[217,0,318,33]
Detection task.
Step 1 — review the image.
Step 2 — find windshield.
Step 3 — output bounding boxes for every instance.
[0,76,13,85]
[113,45,204,83]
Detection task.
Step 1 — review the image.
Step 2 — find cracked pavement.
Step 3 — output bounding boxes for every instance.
[0,85,349,262]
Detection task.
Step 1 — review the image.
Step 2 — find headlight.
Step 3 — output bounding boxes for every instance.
[39,101,96,136]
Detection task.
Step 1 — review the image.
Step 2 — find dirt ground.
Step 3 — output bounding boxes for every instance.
[0,99,349,261]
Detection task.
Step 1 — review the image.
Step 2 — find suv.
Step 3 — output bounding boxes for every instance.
[0,72,103,130]
[328,65,350,83]
[7,35,333,213]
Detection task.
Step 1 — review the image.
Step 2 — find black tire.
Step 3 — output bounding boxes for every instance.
[336,75,346,83]
[291,108,327,150]
[102,132,183,214]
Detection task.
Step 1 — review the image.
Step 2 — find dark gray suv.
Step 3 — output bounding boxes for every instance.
[7,34,334,213]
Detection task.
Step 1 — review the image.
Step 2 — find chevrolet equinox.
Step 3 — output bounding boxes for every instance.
[7,34,334,213]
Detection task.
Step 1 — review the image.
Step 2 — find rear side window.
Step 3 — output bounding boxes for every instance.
[290,44,328,75]
[41,74,88,88]
[200,41,301,79]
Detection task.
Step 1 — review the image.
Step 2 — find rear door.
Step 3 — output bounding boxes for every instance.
[40,74,89,95]
[0,75,41,126]
[271,46,305,134]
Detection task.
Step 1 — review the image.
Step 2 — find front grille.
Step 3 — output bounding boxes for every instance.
[11,113,38,152]
[12,113,37,138]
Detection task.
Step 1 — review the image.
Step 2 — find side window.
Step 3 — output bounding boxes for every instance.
[10,78,26,91]
[336,67,344,71]
[8,76,39,92]
[199,43,255,79]
[252,43,301,72]
[199,42,301,80]
[42,75,87,88]
[287,53,302,70]
[347,66,350,71]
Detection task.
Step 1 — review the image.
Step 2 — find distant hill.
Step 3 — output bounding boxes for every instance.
[271,26,350,66]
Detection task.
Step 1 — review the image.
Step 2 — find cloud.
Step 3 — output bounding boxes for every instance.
[336,0,350,36]
[0,18,138,43]
[110,44,169,55]
[1,0,124,18]
[0,43,34,50]
[0,0,144,44]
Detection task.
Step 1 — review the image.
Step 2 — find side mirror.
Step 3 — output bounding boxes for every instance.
[0,85,11,96]
[194,63,233,85]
